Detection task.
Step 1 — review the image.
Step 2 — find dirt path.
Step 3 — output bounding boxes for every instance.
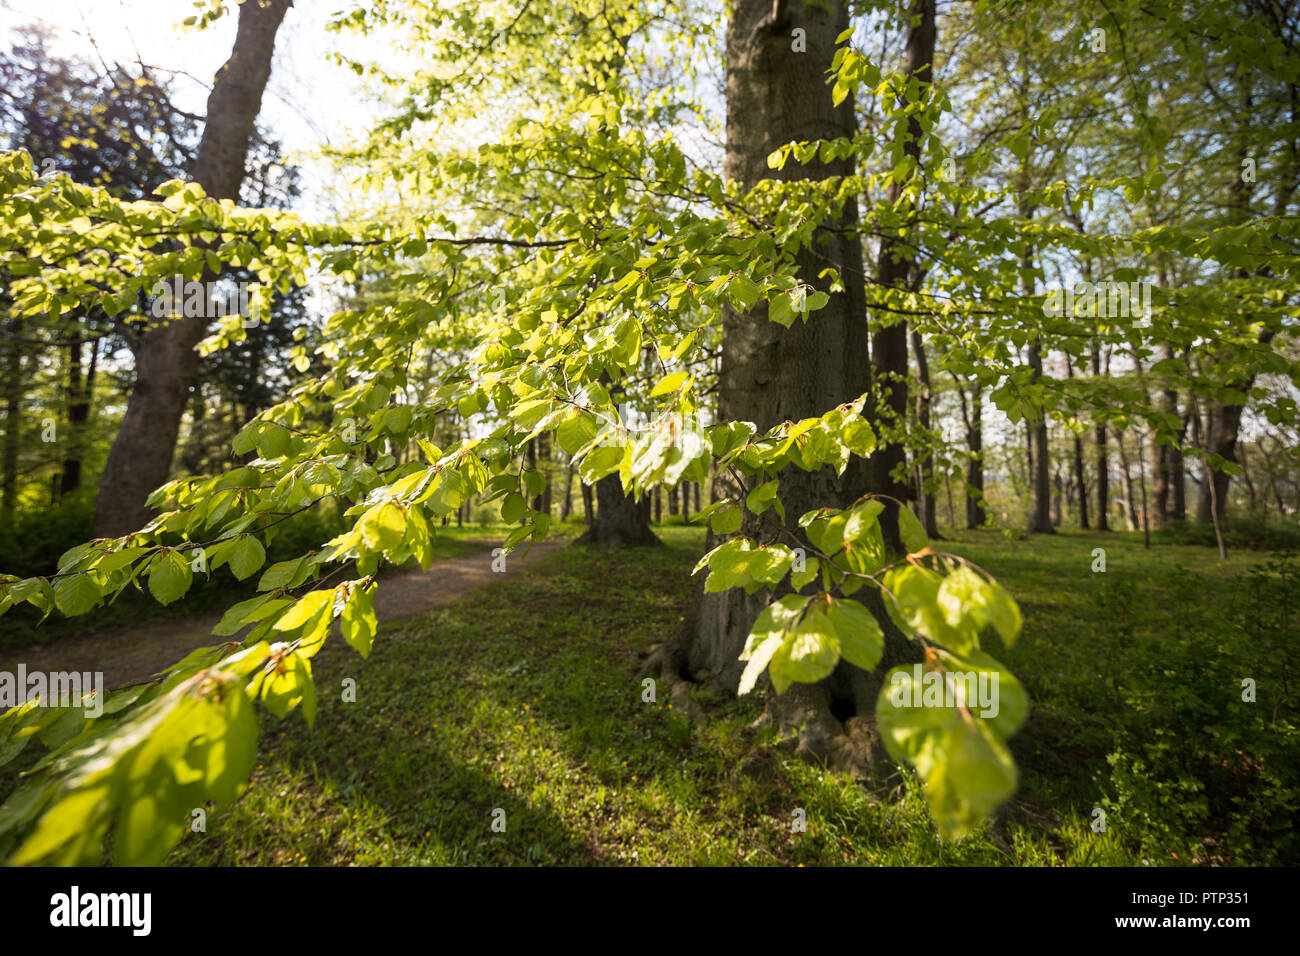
[0,539,565,691]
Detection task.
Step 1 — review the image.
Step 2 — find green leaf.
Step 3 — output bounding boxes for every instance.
[341,583,378,658]
[227,536,266,582]
[213,595,292,637]
[148,551,192,606]
[53,573,101,617]
[709,502,743,534]
[745,479,779,515]
[556,410,598,455]
[727,274,762,311]
[610,315,642,367]
[898,503,929,554]
[650,370,688,396]
[875,666,1018,839]
[769,621,838,694]
[500,491,527,523]
[362,501,407,553]
[822,598,883,671]
[883,564,977,654]
[273,589,335,634]
[258,556,311,592]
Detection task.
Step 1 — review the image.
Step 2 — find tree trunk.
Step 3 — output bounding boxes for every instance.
[1117,429,1140,531]
[1093,342,1110,530]
[1171,407,1189,521]
[1064,353,1089,529]
[58,333,96,498]
[1050,467,1063,527]
[1197,396,1255,527]
[574,472,659,546]
[910,327,939,538]
[955,374,985,528]
[581,480,593,526]
[1025,340,1054,533]
[1149,348,1178,528]
[1239,441,1259,513]
[93,0,293,538]
[654,486,661,524]
[657,0,925,780]
[561,460,574,520]
[1,318,24,528]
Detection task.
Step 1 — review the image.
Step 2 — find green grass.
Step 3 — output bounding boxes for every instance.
[159,523,1296,866]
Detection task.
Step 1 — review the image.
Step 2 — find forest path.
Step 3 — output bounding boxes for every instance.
[0,539,565,690]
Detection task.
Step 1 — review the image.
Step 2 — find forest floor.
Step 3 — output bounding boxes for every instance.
[0,532,566,690]
[155,522,1297,867]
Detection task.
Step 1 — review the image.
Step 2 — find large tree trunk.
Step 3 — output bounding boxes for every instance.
[655,0,928,780]
[1197,392,1260,526]
[575,472,659,546]
[93,0,293,538]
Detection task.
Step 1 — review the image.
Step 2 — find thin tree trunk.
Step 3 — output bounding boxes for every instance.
[1051,467,1063,527]
[561,460,574,520]
[954,373,985,528]
[1,318,23,527]
[1094,342,1110,530]
[909,328,939,537]
[1137,430,1151,548]
[1172,406,1189,521]
[1064,355,1089,529]
[1117,429,1140,531]
[1026,339,1053,533]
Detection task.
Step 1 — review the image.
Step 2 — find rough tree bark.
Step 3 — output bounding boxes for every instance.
[647,0,930,781]
[93,0,293,537]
